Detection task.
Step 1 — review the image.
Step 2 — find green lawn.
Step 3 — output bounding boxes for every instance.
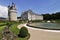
[10,22,28,40]
[0,26,6,39]
[55,20,60,23]
[0,21,29,40]
[17,38,28,40]
[10,23,19,35]
[0,22,7,39]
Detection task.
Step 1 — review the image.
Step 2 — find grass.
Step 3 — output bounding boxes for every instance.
[17,38,28,40]
[0,22,18,39]
[10,22,29,40]
[10,23,19,35]
[55,20,60,23]
[0,26,6,39]
[0,22,7,39]
[0,22,6,26]
[0,21,29,40]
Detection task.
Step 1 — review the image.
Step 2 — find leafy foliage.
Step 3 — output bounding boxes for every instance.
[18,27,29,38]
[42,12,60,20]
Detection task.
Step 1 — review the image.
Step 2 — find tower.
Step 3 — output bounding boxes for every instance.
[8,3,17,21]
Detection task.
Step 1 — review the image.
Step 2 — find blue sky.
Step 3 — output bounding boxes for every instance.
[0,0,60,17]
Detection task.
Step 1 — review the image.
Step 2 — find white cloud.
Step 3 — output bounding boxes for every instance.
[0,5,8,18]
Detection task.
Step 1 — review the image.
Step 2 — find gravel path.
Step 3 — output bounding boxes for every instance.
[17,23,60,40]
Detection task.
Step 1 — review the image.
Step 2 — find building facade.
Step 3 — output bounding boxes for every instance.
[8,3,17,21]
[21,10,43,21]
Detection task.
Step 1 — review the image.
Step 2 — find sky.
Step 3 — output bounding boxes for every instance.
[0,0,60,18]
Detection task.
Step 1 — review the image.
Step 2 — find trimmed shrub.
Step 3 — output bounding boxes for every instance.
[18,27,29,38]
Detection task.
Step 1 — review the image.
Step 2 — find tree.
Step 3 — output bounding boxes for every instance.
[43,14,51,20]
[42,12,60,20]
[55,12,60,19]
[51,13,55,20]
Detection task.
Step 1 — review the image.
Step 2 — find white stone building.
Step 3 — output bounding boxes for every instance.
[7,3,43,21]
[21,10,43,21]
[8,3,17,21]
